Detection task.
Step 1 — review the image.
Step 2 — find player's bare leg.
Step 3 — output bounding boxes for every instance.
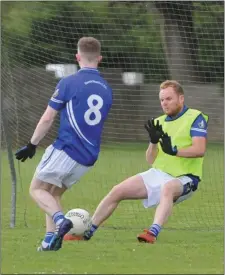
[30,179,72,251]
[29,178,60,216]
[45,185,67,232]
[84,175,148,240]
[38,185,67,251]
[154,180,183,225]
[137,179,183,243]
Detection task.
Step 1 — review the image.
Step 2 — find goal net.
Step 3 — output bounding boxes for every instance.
[2,1,224,231]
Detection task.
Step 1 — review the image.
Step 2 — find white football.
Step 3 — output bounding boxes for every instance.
[65,208,92,236]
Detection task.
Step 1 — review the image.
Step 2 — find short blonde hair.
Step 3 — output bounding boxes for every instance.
[77,37,101,61]
[160,80,184,95]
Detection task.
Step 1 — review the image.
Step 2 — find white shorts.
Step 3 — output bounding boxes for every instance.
[34,145,92,189]
[139,168,194,208]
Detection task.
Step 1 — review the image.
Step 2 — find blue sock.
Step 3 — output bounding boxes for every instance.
[42,232,54,248]
[149,224,162,237]
[85,224,98,239]
[44,232,54,242]
[52,211,65,225]
[90,224,98,235]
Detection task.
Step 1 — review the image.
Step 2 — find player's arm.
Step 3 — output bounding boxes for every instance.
[176,114,208,158]
[30,106,58,145]
[15,105,58,162]
[15,79,69,162]
[176,136,207,158]
[31,79,67,145]
[146,143,159,164]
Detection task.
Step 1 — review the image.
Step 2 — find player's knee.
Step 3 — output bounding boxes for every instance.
[161,181,183,200]
[161,184,176,199]
[109,185,125,201]
[50,185,66,197]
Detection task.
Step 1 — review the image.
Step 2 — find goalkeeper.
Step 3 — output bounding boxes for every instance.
[83,80,208,243]
[15,37,113,251]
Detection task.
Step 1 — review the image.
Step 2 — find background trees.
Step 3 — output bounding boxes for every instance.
[2,1,224,83]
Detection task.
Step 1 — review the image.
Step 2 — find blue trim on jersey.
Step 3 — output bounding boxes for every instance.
[164,106,208,137]
[165,105,189,121]
[190,114,208,137]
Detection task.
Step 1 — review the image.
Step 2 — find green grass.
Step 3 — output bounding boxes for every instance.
[1,143,224,274]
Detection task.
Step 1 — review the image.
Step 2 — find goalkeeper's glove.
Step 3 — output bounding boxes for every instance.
[159,133,178,156]
[15,142,37,162]
[144,118,164,144]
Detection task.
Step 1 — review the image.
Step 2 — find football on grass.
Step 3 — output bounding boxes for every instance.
[65,208,92,236]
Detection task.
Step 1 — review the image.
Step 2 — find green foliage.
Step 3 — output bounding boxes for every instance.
[193,2,224,82]
[2,1,224,82]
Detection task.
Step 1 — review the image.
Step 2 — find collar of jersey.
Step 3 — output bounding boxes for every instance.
[78,67,100,73]
[165,105,189,121]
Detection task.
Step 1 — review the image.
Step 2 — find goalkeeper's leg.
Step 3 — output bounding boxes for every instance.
[83,175,148,240]
[137,179,183,243]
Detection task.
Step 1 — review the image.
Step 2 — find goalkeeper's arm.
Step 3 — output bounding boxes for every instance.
[176,114,208,158]
[176,137,207,158]
[146,143,158,165]
[30,106,58,145]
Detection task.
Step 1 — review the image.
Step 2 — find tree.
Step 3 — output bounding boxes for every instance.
[2,1,223,83]
[150,1,201,82]
[148,1,224,83]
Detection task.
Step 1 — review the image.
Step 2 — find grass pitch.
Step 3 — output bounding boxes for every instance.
[1,143,224,274]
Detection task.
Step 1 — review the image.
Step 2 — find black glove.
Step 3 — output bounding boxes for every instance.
[15,142,37,162]
[144,118,164,144]
[160,133,178,156]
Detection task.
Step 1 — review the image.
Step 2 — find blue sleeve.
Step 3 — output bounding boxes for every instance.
[48,79,67,111]
[190,114,208,137]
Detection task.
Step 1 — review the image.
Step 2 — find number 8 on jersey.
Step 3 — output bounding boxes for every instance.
[84,94,103,126]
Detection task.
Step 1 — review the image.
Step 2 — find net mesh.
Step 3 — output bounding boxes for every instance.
[1,1,224,231]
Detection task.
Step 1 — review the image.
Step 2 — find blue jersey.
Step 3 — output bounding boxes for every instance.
[48,67,113,166]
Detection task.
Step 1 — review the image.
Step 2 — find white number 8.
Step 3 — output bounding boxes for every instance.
[84,94,103,126]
